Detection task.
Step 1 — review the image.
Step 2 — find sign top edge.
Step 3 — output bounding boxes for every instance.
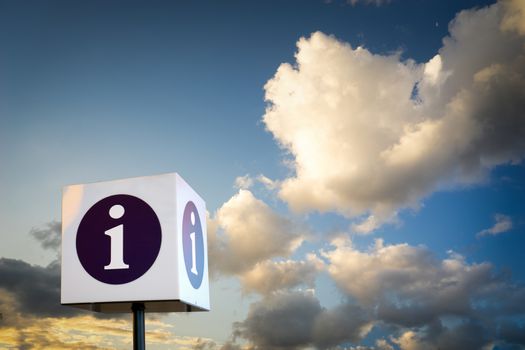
[62,172,181,189]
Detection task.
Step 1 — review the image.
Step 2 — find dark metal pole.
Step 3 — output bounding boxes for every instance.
[132,303,145,350]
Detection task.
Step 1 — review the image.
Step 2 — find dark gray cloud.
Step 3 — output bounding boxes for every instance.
[425,320,490,350]
[214,236,525,350]
[313,303,371,349]
[192,339,218,350]
[234,292,372,350]
[321,238,525,349]
[0,258,79,319]
[1,221,126,326]
[1,221,82,323]
[235,292,322,349]
[30,220,61,252]
[499,321,525,347]
[192,340,245,350]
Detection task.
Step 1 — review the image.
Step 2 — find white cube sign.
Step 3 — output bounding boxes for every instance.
[61,173,209,313]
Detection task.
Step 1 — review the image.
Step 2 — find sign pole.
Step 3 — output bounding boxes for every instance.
[132,303,146,350]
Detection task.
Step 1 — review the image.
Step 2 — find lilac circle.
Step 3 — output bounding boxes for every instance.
[76,194,162,285]
[182,201,204,289]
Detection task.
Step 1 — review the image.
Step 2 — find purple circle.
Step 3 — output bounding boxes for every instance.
[182,201,204,289]
[76,194,162,285]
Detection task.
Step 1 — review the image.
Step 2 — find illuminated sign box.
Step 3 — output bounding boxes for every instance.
[61,173,209,313]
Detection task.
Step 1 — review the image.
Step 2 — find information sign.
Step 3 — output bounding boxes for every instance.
[61,173,209,313]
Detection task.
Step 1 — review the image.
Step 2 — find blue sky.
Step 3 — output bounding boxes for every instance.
[1,0,525,349]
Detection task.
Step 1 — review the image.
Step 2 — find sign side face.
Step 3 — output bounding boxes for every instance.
[176,173,210,310]
[61,173,179,306]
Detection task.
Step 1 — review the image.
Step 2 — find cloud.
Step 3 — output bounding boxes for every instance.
[233,174,280,192]
[0,256,210,349]
[0,318,118,350]
[30,220,61,252]
[320,237,525,348]
[351,213,399,235]
[257,174,280,191]
[0,258,79,319]
[477,213,513,237]
[262,1,525,231]
[205,188,524,348]
[499,321,525,347]
[0,311,201,350]
[0,278,128,350]
[208,189,305,275]
[239,254,323,295]
[391,322,490,350]
[207,190,318,297]
[322,238,494,314]
[234,291,372,350]
[312,303,373,348]
[234,175,254,190]
[2,222,129,321]
[501,0,525,35]
[235,292,322,349]
[0,223,195,350]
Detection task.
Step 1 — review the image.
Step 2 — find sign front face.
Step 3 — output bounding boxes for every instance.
[61,173,209,312]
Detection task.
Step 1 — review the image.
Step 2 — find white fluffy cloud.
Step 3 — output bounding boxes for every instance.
[502,0,525,35]
[229,234,525,349]
[208,189,305,275]
[320,237,525,349]
[210,234,525,350]
[263,0,525,232]
[205,3,525,348]
[477,213,513,237]
[323,238,494,316]
[208,190,319,297]
[234,175,254,190]
[239,255,323,295]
